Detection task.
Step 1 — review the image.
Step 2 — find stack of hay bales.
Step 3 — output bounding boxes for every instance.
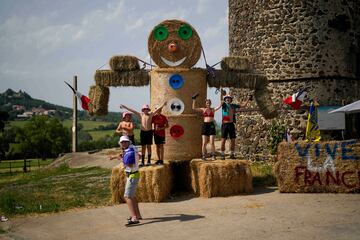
[89,55,150,115]
[190,159,253,197]
[274,140,360,193]
[111,163,173,203]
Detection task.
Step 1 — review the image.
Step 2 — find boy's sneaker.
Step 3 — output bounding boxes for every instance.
[146,162,151,166]
[201,155,206,160]
[230,154,236,159]
[139,162,144,167]
[220,154,225,160]
[211,155,216,160]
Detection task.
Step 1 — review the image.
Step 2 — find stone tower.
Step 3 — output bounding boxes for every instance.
[228,0,360,160]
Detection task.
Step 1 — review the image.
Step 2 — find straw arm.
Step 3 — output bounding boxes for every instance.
[206,70,267,89]
[94,69,150,87]
[206,69,277,119]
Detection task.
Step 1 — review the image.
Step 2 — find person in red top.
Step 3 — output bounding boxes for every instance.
[152,107,169,165]
[192,94,222,160]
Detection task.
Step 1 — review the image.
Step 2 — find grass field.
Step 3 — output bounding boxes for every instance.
[61,120,114,131]
[10,120,120,141]
[0,161,275,218]
[0,165,111,216]
[10,120,115,131]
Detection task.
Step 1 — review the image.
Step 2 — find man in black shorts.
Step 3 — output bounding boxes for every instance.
[220,90,251,159]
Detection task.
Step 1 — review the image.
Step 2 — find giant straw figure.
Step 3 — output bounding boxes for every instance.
[88,19,277,160]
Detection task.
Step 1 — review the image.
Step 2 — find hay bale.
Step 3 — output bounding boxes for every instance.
[148,19,202,68]
[221,57,250,72]
[206,70,267,89]
[94,69,150,87]
[109,55,140,72]
[88,85,109,116]
[190,159,253,197]
[254,88,278,119]
[110,163,173,203]
[274,140,360,193]
[111,165,125,203]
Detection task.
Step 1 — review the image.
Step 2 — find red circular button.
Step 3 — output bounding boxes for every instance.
[170,125,184,139]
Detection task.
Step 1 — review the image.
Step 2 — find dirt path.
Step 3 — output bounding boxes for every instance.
[1,187,360,240]
[3,143,359,239]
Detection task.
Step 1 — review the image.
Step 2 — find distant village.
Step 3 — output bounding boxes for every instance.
[12,105,56,118]
[1,89,57,119]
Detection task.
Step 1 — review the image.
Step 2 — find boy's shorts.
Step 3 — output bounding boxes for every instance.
[221,122,236,139]
[124,176,140,198]
[140,130,153,145]
[154,134,165,145]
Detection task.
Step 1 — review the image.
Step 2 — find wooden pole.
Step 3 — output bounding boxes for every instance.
[72,76,78,152]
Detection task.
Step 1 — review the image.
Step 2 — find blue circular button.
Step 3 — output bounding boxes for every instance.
[169,74,184,90]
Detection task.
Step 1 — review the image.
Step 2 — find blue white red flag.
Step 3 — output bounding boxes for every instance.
[64,81,91,111]
[283,89,307,110]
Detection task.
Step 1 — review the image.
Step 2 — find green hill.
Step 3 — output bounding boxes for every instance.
[0,88,136,124]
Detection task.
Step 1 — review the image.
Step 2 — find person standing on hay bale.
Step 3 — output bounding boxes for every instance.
[109,135,142,226]
[192,93,222,160]
[220,89,252,160]
[120,102,166,167]
[152,106,169,165]
[115,112,135,145]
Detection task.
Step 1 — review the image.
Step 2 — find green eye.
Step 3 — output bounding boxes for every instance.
[154,25,168,41]
[178,24,193,40]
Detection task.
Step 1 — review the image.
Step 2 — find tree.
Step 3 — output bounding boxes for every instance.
[0,111,9,132]
[16,116,71,160]
[0,111,12,161]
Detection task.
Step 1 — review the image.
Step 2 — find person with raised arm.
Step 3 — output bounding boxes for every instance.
[192,93,222,160]
[120,101,166,166]
[220,89,252,159]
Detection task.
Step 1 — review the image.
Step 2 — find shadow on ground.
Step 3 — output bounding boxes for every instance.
[138,214,205,226]
[251,186,277,195]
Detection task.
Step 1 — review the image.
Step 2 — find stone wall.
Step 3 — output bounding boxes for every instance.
[229,0,360,80]
[232,79,360,161]
[228,0,360,161]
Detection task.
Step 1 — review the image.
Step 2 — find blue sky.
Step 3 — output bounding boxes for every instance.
[0,0,228,121]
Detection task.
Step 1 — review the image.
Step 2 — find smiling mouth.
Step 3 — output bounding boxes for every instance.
[160,56,186,67]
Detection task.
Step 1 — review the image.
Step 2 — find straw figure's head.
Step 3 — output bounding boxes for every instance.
[148,19,202,68]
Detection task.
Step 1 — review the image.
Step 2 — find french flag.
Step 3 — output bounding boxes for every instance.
[283,89,307,110]
[64,81,91,111]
